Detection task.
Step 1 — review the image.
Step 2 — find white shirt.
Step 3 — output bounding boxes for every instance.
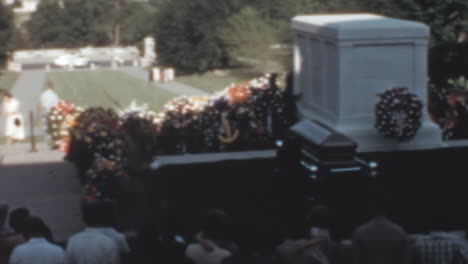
[3,98,19,115]
[96,227,130,254]
[39,90,59,113]
[9,237,66,264]
[185,242,231,264]
[66,227,121,264]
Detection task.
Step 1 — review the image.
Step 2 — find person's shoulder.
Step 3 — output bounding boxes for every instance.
[41,240,65,253]
[68,230,116,248]
[68,229,92,242]
[11,239,31,252]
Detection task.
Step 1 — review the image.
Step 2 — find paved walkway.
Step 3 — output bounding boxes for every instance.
[0,143,84,242]
[120,67,209,96]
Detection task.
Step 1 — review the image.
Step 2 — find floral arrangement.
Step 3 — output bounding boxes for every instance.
[64,74,292,201]
[47,101,83,150]
[83,156,127,201]
[375,87,423,141]
[66,107,128,201]
[120,101,159,162]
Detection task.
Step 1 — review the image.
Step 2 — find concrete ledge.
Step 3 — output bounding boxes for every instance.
[151,150,276,169]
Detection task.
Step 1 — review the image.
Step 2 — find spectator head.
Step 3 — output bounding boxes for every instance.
[0,204,9,227]
[9,207,30,233]
[81,200,116,227]
[23,216,50,239]
[200,208,228,241]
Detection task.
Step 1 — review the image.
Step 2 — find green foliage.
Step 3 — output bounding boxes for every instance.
[120,2,157,45]
[218,7,290,74]
[355,0,468,45]
[27,0,156,48]
[61,0,113,46]
[0,3,14,64]
[155,0,245,73]
[27,0,111,48]
[27,0,68,48]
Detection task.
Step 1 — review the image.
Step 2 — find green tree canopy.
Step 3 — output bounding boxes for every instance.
[354,0,468,45]
[217,6,290,74]
[155,0,245,73]
[0,2,14,63]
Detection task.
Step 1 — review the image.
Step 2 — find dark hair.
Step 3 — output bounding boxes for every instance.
[47,82,54,89]
[9,207,30,233]
[23,216,50,238]
[82,200,116,227]
[3,92,12,98]
[200,209,228,241]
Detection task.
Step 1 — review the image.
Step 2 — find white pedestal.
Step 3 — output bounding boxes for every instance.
[292,14,442,152]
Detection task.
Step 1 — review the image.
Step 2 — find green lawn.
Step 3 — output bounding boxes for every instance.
[47,70,178,112]
[176,68,259,93]
[0,71,20,91]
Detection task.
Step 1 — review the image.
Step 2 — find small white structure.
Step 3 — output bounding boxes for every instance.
[292,14,442,152]
[152,68,161,82]
[164,68,175,82]
[142,36,156,67]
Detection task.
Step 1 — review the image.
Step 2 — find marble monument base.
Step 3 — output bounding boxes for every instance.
[334,120,443,153]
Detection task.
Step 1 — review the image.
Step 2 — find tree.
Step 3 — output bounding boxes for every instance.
[155,0,245,73]
[0,2,14,64]
[218,7,290,74]
[62,0,113,47]
[120,1,157,45]
[27,0,114,48]
[354,0,468,45]
[26,0,68,48]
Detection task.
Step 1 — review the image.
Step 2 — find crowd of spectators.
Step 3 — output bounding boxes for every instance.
[1,195,468,264]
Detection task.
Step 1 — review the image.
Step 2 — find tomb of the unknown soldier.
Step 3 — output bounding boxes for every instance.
[3,10,468,264]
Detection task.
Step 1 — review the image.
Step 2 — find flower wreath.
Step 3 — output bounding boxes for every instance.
[375,87,423,141]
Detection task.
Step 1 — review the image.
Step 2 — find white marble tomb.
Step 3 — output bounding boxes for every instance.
[292,14,442,152]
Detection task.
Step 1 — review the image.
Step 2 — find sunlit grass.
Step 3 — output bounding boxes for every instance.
[47,70,178,111]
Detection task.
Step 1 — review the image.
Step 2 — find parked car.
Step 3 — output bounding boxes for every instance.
[73,56,89,68]
[53,54,89,68]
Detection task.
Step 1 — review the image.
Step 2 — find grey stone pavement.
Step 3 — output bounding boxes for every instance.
[0,143,84,242]
[120,67,209,96]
